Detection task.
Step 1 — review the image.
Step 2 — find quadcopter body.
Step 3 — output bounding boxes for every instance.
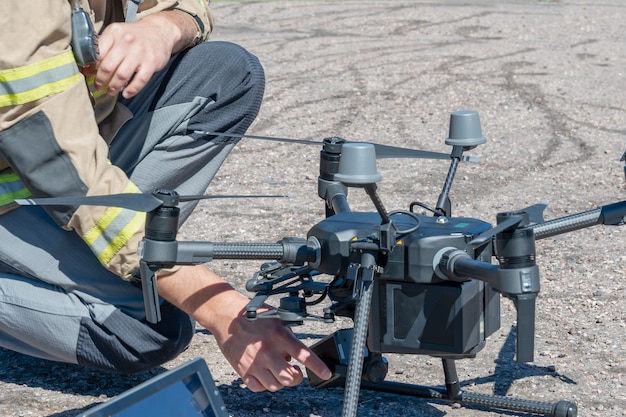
[305,210,499,359]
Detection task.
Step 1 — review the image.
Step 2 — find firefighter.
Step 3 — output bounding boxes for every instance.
[0,0,331,392]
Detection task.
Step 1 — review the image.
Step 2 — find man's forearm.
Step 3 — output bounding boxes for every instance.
[157,264,248,335]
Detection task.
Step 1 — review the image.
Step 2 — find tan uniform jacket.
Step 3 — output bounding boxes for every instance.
[0,0,212,279]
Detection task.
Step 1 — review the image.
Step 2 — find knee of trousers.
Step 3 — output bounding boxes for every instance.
[186,41,266,110]
[76,302,196,374]
[196,40,265,87]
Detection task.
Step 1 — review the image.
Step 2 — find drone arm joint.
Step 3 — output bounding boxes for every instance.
[139,238,184,265]
[439,249,540,295]
[318,179,350,214]
[600,200,626,226]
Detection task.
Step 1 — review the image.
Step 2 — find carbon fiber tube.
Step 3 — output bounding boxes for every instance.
[342,255,376,417]
[530,208,602,240]
[457,391,577,417]
[210,242,286,259]
[531,201,626,240]
[360,381,577,416]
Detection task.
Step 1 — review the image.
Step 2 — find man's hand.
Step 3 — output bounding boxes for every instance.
[157,265,332,392]
[213,301,332,392]
[95,10,198,99]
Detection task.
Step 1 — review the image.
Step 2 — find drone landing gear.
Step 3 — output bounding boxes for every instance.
[360,358,577,417]
[309,333,577,417]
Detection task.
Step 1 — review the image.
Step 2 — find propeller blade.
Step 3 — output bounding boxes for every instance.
[469,216,523,248]
[16,193,163,212]
[16,193,290,212]
[193,130,476,161]
[468,202,549,247]
[371,143,449,160]
[524,202,548,224]
[194,130,319,146]
[178,194,290,202]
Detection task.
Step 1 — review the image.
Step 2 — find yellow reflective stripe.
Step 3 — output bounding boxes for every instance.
[0,51,76,81]
[95,210,146,265]
[0,172,31,206]
[0,188,31,206]
[82,182,146,265]
[0,51,82,107]
[0,172,21,183]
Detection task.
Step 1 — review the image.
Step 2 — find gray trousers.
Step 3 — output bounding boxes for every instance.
[0,41,265,373]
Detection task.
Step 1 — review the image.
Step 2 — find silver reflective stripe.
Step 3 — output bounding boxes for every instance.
[0,51,81,107]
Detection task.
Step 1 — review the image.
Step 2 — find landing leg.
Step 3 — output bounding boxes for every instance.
[360,358,577,417]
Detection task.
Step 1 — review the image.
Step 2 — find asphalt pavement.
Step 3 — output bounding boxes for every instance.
[1,1,625,416]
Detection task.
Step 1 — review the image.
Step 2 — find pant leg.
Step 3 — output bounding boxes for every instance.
[0,206,194,373]
[109,41,266,222]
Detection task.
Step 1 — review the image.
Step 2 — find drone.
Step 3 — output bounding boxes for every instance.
[17,110,626,417]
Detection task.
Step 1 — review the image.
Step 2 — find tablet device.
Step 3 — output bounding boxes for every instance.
[78,357,229,417]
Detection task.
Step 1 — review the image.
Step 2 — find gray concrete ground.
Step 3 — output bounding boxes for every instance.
[1,1,625,416]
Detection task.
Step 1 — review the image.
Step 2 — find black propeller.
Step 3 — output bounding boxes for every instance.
[193,131,478,162]
[16,191,289,212]
[16,130,481,212]
[468,202,548,247]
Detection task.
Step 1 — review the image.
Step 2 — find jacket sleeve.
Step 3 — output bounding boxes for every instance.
[0,1,150,280]
[135,0,213,44]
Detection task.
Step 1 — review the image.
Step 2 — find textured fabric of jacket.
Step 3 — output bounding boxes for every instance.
[0,0,213,279]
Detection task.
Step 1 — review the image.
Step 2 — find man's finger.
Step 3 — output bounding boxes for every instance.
[250,367,288,392]
[283,364,304,387]
[242,374,265,393]
[289,343,332,381]
[122,67,152,98]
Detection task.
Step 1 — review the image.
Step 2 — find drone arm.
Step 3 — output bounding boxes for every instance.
[138,237,318,323]
[438,250,503,288]
[141,237,316,266]
[531,200,626,240]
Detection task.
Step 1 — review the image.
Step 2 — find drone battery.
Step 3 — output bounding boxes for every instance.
[368,279,500,357]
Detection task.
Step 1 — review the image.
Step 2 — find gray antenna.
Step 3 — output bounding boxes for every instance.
[435,110,486,216]
[334,143,391,227]
[333,142,382,186]
[445,110,487,148]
